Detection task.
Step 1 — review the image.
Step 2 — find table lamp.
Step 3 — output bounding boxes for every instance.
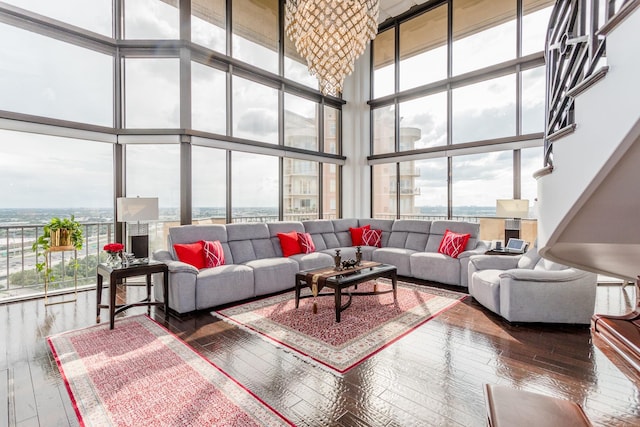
[116,197,159,259]
[496,199,529,242]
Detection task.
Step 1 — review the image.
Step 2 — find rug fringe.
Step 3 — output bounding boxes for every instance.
[212,311,344,377]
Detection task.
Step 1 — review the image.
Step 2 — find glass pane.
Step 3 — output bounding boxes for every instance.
[522,1,554,56]
[232,0,278,74]
[285,35,318,89]
[372,28,395,98]
[520,146,543,212]
[0,23,113,126]
[372,164,397,219]
[372,106,395,155]
[402,158,448,219]
[126,144,180,253]
[0,130,113,298]
[231,152,278,222]
[192,146,226,223]
[452,74,516,144]
[323,106,339,154]
[322,163,339,219]
[124,0,179,39]
[399,4,448,91]
[452,151,512,218]
[0,130,112,210]
[192,61,226,135]
[192,0,226,54]
[4,0,112,37]
[232,76,278,144]
[124,58,180,128]
[522,66,545,134]
[398,92,447,150]
[284,94,318,150]
[453,0,516,75]
[283,159,319,221]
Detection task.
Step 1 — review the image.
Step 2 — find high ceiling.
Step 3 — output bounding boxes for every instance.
[378,0,430,24]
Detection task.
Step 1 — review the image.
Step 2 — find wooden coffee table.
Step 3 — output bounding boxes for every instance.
[295,262,397,322]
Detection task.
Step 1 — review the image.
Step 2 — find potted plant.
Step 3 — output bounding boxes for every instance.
[32,215,84,283]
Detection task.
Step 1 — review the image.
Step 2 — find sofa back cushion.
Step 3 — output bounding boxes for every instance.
[226,223,275,263]
[534,258,568,271]
[332,219,359,246]
[168,224,233,264]
[267,222,305,256]
[426,221,479,253]
[302,220,333,250]
[387,220,432,250]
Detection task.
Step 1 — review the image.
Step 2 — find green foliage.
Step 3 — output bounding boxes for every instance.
[31,215,84,283]
[10,254,102,288]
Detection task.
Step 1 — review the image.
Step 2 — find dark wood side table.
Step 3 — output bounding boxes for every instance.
[96,261,169,329]
[485,249,522,256]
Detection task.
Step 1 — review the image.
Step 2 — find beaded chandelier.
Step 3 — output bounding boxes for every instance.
[285,0,379,97]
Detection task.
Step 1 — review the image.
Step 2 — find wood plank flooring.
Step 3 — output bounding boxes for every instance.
[1,281,639,426]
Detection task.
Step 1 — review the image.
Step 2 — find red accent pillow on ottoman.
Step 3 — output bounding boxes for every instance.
[437,229,471,258]
[349,225,370,246]
[277,231,302,257]
[173,241,206,269]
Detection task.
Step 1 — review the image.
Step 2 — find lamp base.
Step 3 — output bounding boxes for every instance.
[129,235,149,259]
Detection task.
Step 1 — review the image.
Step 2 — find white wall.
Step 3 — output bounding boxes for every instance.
[341,46,372,218]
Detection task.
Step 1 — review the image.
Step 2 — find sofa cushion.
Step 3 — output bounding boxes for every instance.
[437,229,471,258]
[173,241,206,269]
[290,252,333,270]
[409,252,461,286]
[534,258,568,271]
[245,257,299,296]
[349,224,370,246]
[277,231,302,257]
[387,220,431,250]
[203,240,225,267]
[168,224,233,263]
[372,247,415,276]
[359,218,394,247]
[195,265,254,309]
[302,220,334,250]
[227,223,275,262]
[333,219,359,246]
[362,228,382,247]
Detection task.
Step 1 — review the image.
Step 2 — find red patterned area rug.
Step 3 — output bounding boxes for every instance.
[214,280,466,374]
[48,315,294,427]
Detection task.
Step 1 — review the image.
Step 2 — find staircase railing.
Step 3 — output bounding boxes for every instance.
[543,0,634,167]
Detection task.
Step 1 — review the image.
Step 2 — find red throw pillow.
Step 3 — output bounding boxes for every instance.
[277,231,302,257]
[437,229,471,258]
[349,224,371,246]
[173,241,206,269]
[297,232,316,254]
[203,240,225,268]
[362,228,382,248]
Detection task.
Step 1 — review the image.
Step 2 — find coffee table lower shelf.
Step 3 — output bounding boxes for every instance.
[294,263,397,322]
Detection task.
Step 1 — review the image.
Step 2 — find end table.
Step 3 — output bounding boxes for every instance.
[96,260,169,329]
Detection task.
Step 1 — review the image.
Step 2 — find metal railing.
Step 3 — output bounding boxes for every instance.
[1,222,115,301]
[544,0,633,166]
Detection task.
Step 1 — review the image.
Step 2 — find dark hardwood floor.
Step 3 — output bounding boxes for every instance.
[1,281,639,426]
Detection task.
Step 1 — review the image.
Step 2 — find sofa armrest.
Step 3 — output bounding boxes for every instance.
[153,250,199,275]
[458,241,491,260]
[500,268,591,283]
[469,254,521,271]
[153,249,174,262]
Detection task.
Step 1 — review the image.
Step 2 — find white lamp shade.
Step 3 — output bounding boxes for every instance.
[496,199,529,219]
[116,197,159,222]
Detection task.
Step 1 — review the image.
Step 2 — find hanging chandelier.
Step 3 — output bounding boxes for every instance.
[285,0,379,97]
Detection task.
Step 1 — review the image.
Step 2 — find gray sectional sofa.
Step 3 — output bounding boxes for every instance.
[152,219,488,314]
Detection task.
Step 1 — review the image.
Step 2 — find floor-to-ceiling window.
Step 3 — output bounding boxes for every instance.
[370,0,554,223]
[0,0,343,300]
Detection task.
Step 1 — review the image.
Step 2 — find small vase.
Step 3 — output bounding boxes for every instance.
[106,252,122,267]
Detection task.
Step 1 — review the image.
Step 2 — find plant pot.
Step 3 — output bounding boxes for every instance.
[51,229,72,247]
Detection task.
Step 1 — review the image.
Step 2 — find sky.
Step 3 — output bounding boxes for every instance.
[0,1,550,211]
